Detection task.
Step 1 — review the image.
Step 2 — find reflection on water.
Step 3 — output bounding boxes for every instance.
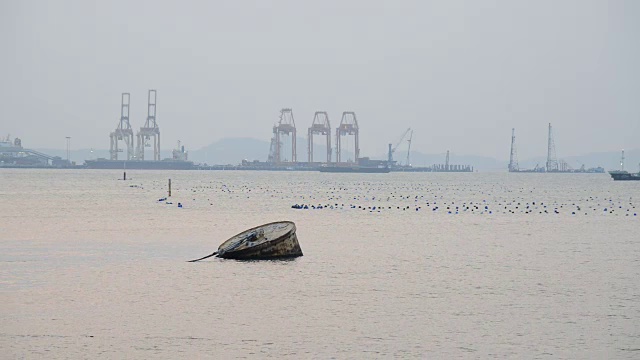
[1,169,639,358]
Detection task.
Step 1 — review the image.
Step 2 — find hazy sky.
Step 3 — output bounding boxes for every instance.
[2,0,639,160]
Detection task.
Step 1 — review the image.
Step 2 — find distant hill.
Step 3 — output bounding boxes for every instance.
[189,137,271,165]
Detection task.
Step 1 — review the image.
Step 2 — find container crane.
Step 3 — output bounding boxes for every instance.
[387,128,411,166]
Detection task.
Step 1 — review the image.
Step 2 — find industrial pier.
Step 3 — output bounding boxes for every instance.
[3,92,475,172]
[85,90,194,170]
[248,108,471,172]
[508,124,604,173]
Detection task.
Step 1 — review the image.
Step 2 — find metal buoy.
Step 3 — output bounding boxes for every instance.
[189,221,303,261]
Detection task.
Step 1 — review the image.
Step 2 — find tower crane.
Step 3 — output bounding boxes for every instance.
[405,130,413,166]
[387,128,411,166]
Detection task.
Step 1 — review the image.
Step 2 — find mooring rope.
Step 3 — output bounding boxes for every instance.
[188,231,260,262]
[187,251,218,262]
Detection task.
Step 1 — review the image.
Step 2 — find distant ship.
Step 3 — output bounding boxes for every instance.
[85,141,193,170]
[319,165,390,173]
[609,150,640,181]
[84,158,194,170]
[609,170,640,181]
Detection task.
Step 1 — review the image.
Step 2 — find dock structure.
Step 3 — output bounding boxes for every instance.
[0,135,64,167]
[432,150,473,172]
[508,124,604,173]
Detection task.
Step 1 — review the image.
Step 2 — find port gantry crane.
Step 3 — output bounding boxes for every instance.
[136,89,160,161]
[109,93,134,160]
[308,111,331,163]
[272,108,297,163]
[387,128,412,166]
[336,112,359,163]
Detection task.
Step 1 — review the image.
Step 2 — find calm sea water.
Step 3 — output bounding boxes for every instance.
[1,169,639,358]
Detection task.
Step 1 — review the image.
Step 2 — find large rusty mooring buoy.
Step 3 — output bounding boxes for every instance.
[189,221,303,261]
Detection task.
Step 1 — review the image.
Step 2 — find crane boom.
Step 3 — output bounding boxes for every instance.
[388,128,411,164]
[406,130,413,166]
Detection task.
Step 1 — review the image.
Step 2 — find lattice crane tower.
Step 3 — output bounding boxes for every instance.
[546,123,558,172]
[508,128,519,172]
[109,93,135,160]
[336,111,359,163]
[308,111,331,163]
[136,90,160,161]
[272,108,297,163]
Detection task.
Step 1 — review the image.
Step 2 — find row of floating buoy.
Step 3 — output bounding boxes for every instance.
[129,178,636,217]
[149,187,637,216]
[290,202,637,216]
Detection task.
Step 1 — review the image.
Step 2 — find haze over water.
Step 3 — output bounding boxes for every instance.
[1,169,639,358]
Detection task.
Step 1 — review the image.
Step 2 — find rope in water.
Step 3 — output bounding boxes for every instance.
[188,231,259,262]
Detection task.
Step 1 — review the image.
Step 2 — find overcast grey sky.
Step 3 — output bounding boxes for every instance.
[1,0,639,160]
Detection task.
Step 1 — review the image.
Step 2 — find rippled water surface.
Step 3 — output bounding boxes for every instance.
[1,169,639,358]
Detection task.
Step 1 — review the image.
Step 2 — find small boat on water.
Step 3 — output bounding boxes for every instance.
[609,150,640,181]
[609,170,640,181]
[189,221,303,261]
